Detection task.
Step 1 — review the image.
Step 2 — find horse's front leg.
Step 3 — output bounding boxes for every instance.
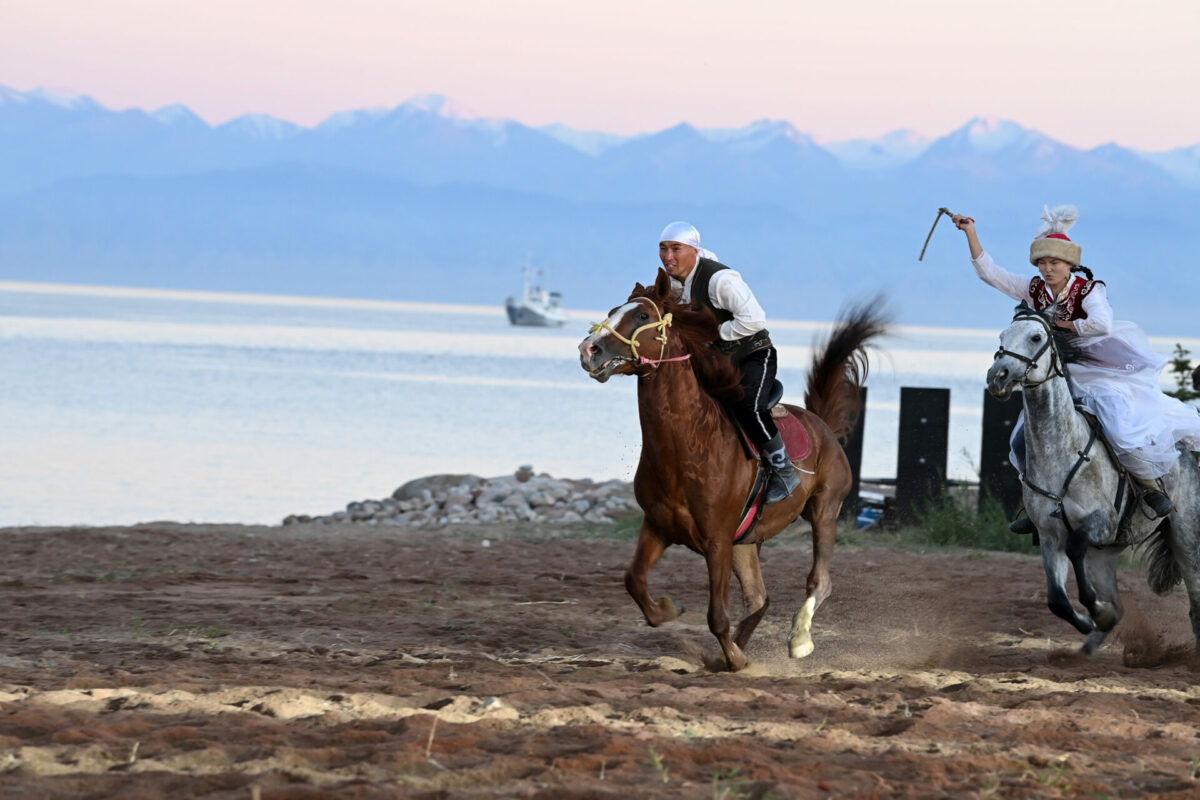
[730,543,769,651]
[789,488,841,659]
[1041,538,1096,635]
[624,524,681,627]
[704,536,746,671]
[1065,510,1120,632]
[1080,546,1124,654]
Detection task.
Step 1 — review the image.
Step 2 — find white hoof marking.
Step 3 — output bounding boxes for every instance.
[787,597,817,659]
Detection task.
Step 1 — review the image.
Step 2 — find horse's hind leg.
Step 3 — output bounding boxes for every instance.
[1080,547,1124,655]
[1173,534,1200,650]
[624,524,681,627]
[731,543,769,651]
[789,490,841,659]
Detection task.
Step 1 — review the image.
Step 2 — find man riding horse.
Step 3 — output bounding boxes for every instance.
[657,221,800,503]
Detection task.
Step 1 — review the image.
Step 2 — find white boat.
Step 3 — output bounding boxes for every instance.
[505,267,567,327]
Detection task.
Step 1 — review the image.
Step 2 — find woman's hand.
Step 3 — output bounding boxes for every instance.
[951,214,982,259]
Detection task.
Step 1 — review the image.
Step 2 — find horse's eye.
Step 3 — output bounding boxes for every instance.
[638,312,650,321]
[1031,334,1043,343]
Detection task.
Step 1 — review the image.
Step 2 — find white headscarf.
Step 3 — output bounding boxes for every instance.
[659,221,718,261]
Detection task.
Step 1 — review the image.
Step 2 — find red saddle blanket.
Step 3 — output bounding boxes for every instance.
[745,409,813,463]
[733,409,813,542]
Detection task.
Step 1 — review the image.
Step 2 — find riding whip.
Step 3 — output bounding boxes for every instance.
[918,207,970,261]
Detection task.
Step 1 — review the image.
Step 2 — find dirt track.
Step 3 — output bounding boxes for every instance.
[1,521,1199,799]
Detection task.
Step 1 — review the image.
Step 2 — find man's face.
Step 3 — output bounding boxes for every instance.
[659,241,699,280]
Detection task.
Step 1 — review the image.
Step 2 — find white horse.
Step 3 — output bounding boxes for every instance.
[987,303,1200,654]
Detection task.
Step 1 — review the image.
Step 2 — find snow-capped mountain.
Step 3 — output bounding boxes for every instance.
[822,129,930,170]
[2,85,1199,331]
[216,113,304,141]
[1137,144,1200,188]
[537,123,631,156]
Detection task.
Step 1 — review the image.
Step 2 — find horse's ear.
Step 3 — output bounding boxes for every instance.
[654,268,672,299]
[1012,301,1033,320]
[627,282,647,301]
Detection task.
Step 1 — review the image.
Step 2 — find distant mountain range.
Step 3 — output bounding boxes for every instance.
[1,85,1198,334]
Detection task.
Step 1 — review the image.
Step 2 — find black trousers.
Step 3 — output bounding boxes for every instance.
[732,347,779,449]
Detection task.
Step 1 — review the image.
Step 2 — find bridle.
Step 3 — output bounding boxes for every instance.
[588,297,692,369]
[993,309,1066,388]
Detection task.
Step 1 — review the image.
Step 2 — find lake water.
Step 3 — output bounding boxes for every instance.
[2,281,1195,527]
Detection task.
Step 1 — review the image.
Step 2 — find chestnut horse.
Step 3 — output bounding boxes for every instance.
[578,269,888,670]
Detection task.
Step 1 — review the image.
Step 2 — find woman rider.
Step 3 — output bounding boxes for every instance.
[953,205,1200,531]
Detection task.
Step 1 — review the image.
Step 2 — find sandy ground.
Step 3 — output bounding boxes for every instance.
[1,519,1199,799]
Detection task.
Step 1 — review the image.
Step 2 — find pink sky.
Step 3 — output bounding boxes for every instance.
[2,0,1198,150]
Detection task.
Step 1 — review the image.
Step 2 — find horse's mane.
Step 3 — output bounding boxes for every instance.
[1010,301,1098,384]
[627,280,743,403]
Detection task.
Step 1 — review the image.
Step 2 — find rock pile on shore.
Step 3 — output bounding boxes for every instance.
[282,467,637,527]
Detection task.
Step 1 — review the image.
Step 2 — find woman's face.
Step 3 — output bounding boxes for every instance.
[1036,257,1072,289]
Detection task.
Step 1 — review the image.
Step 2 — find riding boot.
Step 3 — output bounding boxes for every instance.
[762,433,801,504]
[1009,516,1036,535]
[1135,476,1176,518]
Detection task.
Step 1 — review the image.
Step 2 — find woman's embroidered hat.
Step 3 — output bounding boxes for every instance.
[1029,204,1082,266]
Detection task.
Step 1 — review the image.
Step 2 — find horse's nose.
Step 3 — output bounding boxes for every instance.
[986,364,1011,397]
[579,336,603,368]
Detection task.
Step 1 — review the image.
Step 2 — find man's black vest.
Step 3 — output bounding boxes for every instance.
[688,258,772,365]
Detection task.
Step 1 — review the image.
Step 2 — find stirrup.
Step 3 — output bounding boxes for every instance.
[765,466,801,504]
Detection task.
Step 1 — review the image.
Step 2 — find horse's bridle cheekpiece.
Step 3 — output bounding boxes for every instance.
[589,297,692,369]
[993,306,1065,387]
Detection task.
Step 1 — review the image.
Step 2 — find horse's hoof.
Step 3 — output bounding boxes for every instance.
[789,635,814,659]
[787,597,817,658]
[726,645,748,671]
[1081,630,1108,656]
[1091,602,1117,631]
[658,597,681,622]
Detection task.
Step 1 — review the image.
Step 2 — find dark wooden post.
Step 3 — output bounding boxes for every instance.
[894,387,950,523]
[839,386,867,519]
[979,389,1023,517]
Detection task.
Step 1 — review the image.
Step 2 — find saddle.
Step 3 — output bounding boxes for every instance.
[728,379,814,544]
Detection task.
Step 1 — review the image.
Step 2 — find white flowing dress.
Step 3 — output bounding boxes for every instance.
[974,251,1200,479]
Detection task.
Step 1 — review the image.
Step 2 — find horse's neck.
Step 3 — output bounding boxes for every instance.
[636,361,732,462]
[1022,373,1088,466]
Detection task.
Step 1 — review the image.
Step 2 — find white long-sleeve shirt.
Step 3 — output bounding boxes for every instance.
[972,250,1112,337]
[673,266,767,341]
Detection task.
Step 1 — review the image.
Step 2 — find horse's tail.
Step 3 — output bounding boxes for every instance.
[1140,519,1182,595]
[804,297,891,443]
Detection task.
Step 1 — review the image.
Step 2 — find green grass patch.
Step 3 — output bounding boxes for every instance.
[898,488,1030,553]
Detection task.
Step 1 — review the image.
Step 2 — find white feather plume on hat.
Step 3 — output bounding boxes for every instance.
[1034,204,1079,238]
[1029,204,1082,266]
